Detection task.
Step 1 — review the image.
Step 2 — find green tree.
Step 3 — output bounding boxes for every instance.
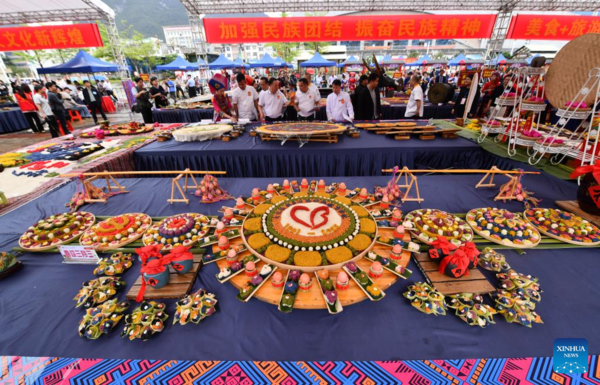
[266,42,299,63]
[408,51,420,58]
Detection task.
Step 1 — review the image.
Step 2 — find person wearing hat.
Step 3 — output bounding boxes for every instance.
[210,73,237,122]
[258,77,288,121]
[451,73,481,119]
[232,73,259,121]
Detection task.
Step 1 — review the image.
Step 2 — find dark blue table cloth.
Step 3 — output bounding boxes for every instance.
[153,104,454,124]
[0,173,598,362]
[135,124,514,178]
[0,108,30,134]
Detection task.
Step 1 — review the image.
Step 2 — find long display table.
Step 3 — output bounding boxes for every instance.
[134,121,512,178]
[152,103,454,124]
[0,173,596,362]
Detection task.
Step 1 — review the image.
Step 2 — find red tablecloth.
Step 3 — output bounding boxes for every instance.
[101,96,116,113]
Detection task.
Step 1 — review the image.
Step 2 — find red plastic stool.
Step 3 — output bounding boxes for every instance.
[68,109,83,122]
[57,120,73,136]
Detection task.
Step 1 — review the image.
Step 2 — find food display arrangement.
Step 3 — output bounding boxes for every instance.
[19,212,96,251]
[524,208,600,245]
[466,208,541,248]
[142,213,211,250]
[172,124,234,142]
[161,102,212,110]
[213,179,414,313]
[404,209,473,246]
[254,122,349,144]
[79,122,154,138]
[80,213,153,251]
[354,121,460,140]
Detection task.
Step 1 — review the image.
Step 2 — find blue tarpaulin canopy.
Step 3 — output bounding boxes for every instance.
[300,52,336,67]
[37,50,119,74]
[194,58,209,69]
[380,54,404,65]
[250,53,285,68]
[273,57,293,68]
[405,54,432,67]
[448,53,468,66]
[233,58,250,69]
[209,54,238,69]
[343,55,362,66]
[488,53,509,65]
[156,56,197,71]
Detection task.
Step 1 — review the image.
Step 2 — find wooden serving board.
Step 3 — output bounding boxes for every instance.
[413,253,495,295]
[556,200,600,228]
[217,228,411,309]
[126,254,203,300]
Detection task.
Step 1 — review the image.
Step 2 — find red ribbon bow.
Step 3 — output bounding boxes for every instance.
[163,245,193,266]
[430,236,457,255]
[439,249,470,278]
[570,160,600,185]
[135,244,165,302]
[459,242,480,268]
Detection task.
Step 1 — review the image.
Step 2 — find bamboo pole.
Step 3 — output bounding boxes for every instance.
[59,170,227,177]
[381,168,540,175]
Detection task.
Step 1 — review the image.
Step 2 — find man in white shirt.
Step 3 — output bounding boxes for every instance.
[405,75,424,118]
[232,73,259,121]
[294,78,319,121]
[186,74,197,98]
[328,74,337,87]
[32,84,60,137]
[303,73,321,103]
[326,79,354,122]
[258,78,288,121]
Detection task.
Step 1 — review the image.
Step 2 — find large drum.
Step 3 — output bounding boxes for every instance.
[427,83,455,104]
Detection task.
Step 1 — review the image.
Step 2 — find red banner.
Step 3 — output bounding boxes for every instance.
[204,15,497,43]
[0,24,102,52]
[507,15,600,40]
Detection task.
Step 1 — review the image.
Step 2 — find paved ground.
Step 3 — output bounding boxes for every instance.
[0,110,142,154]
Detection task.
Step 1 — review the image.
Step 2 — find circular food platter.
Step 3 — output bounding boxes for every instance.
[255,122,346,137]
[404,209,473,246]
[241,195,377,272]
[142,213,211,250]
[375,122,398,128]
[524,208,600,246]
[466,208,541,249]
[19,212,96,251]
[80,213,153,251]
[172,124,233,142]
[396,122,418,127]
[354,123,377,129]
[215,181,414,311]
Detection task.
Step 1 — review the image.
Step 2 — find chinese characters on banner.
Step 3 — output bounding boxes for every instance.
[507,15,600,40]
[457,70,479,87]
[204,15,498,44]
[482,68,495,78]
[0,24,103,52]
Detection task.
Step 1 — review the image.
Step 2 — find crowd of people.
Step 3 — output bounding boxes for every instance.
[8,77,118,137]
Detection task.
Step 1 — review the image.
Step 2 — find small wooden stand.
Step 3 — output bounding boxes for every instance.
[126,254,203,300]
[168,169,201,205]
[413,253,495,295]
[494,173,521,202]
[83,172,128,203]
[475,166,501,188]
[556,200,600,228]
[395,167,424,203]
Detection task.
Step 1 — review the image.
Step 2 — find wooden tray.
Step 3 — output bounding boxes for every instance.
[413,253,495,295]
[556,200,600,228]
[256,122,346,136]
[125,254,203,300]
[217,228,411,309]
[80,213,152,252]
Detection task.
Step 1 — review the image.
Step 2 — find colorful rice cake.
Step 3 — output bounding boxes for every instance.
[19,212,96,251]
[524,208,600,245]
[466,208,540,248]
[80,213,152,251]
[142,213,210,250]
[405,209,473,246]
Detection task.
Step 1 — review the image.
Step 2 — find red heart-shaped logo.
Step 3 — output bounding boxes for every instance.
[290,205,330,230]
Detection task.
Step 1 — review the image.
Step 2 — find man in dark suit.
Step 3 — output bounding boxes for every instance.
[434,69,448,84]
[351,74,368,112]
[355,73,381,120]
[82,80,107,124]
[45,82,70,134]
